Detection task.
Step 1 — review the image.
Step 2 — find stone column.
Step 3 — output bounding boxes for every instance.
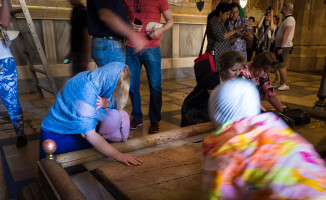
[172,24,180,68]
[289,0,326,72]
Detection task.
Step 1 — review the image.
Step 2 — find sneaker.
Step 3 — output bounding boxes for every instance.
[16,134,27,148]
[278,84,290,91]
[130,119,143,130]
[148,122,159,134]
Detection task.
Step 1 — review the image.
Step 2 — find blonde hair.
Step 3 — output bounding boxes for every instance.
[112,65,130,110]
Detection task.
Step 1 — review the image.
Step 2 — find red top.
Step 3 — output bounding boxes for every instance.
[125,0,170,49]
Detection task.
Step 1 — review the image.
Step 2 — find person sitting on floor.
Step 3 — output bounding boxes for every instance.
[39,62,142,166]
[202,78,326,199]
[239,51,284,113]
[180,50,245,127]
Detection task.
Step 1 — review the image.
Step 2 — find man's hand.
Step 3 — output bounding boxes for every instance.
[147,27,163,40]
[131,22,142,32]
[130,33,147,53]
[114,152,143,166]
[277,48,283,55]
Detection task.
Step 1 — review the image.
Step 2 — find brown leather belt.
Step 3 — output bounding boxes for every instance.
[94,36,124,43]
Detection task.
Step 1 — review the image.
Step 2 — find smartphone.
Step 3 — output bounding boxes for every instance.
[63,59,70,64]
[134,18,142,25]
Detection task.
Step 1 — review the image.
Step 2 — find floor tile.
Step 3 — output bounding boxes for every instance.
[129,120,179,139]
[161,102,181,112]
[291,82,314,86]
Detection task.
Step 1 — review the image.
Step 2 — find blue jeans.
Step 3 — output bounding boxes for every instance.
[0,57,24,136]
[92,38,126,66]
[126,46,162,122]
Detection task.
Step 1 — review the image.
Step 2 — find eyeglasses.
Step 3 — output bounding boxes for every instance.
[135,0,141,13]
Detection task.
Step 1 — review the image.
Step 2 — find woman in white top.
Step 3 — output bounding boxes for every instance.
[256,7,276,54]
[0,0,27,147]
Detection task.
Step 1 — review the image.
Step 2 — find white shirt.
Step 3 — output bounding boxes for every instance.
[275,15,295,47]
[0,40,13,60]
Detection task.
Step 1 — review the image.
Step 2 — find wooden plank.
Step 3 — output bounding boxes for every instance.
[56,122,214,168]
[96,144,203,200]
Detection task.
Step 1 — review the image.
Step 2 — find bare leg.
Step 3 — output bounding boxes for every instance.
[279,68,287,84]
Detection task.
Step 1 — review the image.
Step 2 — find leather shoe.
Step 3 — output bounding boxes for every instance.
[148,122,159,134]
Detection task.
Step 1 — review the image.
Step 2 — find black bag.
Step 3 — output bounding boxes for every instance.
[283,109,311,126]
[266,110,295,129]
[194,29,216,83]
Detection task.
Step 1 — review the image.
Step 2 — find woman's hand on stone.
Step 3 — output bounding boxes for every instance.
[114,153,143,166]
[96,96,110,110]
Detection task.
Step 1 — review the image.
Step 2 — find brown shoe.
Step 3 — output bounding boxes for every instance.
[130,119,143,130]
[148,122,159,134]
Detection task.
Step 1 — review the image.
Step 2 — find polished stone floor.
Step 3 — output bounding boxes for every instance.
[0,71,325,199]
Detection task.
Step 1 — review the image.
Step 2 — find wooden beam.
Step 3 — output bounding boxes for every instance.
[56,122,215,168]
[38,159,87,200]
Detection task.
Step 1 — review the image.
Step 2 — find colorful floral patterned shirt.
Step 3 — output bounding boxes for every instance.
[239,67,276,99]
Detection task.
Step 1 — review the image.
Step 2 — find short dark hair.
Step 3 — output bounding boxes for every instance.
[219,50,246,72]
[208,2,231,20]
[249,16,255,22]
[229,2,240,12]
[251,52,277,72]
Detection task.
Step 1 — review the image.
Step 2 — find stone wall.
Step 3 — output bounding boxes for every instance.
[289,0,326,72]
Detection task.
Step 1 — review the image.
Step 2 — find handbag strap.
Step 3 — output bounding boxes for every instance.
[198,28,207,57]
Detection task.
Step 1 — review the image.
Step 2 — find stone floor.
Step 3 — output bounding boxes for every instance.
[0,71,326,199]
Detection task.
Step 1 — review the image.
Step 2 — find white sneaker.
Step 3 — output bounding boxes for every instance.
[278,84,290,91]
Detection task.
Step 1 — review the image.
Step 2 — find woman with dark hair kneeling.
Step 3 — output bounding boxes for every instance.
[239,51,284,112]
[202,78,326,199]
[181,50,245,127]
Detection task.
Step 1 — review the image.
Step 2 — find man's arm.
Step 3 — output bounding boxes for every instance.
[98,8,146,52]
[148,9,174,40]
[0,0,11,28]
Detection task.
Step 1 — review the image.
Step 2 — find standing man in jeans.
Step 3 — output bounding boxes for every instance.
[125,0,174,134]
[87,0,146,66]
[274,3,295,91]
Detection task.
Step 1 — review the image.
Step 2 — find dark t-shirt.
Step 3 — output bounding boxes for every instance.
[87,0,129,39]
[71,4,87,52]
[184,72,220,108]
